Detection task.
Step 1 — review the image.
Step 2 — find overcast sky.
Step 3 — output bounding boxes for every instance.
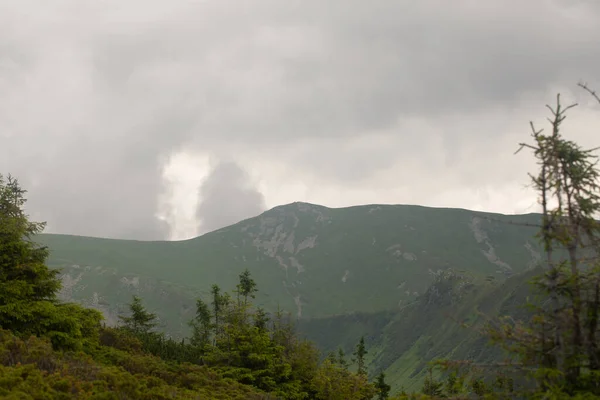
[1,0,600,240]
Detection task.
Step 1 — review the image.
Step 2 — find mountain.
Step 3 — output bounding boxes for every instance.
[37,201,544,389]
[39,202,540,329]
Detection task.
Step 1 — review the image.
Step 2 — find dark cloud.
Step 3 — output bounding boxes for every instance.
[20,130,173,240]
[81,0,600,144]
[196,161,266,234]
[1,0,599,239]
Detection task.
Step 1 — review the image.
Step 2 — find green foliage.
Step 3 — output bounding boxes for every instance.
[0,174,59,305]
[0,175,59,300]
[118,295,157,335]
[311,358,376,400]
[353,336,368,376]
[101,269,372,399]
[211,284,227,345]
[195,270,373,399]
[254,307,269,332]
[0,258,374,399]
[338,347,349,370]
[420,366,444,398]
[0,174,102,351]
[236,268,258,305]
[0,328,267,399]
[189,298,212,350]
[375,371,391,400]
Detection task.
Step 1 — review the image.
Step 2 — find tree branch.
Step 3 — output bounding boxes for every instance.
[578,82,600,105]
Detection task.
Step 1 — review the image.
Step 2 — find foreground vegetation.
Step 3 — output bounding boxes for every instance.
[2,83,600,398]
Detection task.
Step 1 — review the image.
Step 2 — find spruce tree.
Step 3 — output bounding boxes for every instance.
[337,347,349,370]
[507,88,600,391]
[326,351,338,364]
[0,174,102,349]
[374,371,391,400]
[211,284,224,344]
[119,295,157,335]
[0,174,61,306]
[189,298,212,349]
[421,367,444,397]
[254,306,269,332]
[236,268,257,305]
[476,84,600,396]
[353,336,368,376]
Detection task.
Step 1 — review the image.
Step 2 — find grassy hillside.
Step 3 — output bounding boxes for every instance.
[299,268,540,392]
[38,202,542,339]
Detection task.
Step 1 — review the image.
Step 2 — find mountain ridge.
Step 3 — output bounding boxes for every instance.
[38,201,541,243]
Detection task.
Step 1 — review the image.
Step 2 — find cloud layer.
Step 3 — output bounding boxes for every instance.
[1,0,600,239]
[197,161,266,234]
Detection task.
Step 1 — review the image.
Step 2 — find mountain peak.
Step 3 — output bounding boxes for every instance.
[267,201,329,212]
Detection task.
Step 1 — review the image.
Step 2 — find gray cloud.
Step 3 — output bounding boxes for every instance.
[1,0,600,239]
[196,161,266,234]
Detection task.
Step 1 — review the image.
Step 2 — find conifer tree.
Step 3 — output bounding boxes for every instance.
[421,367,444,397]
[189,298,212,349]
[338,347,349,370]
[374,371,391,400]
[353,336,368,376]
[478,83,600,396]
[271,305,296,354]
[236,268,257,305]
[0,174,102,350]
[512,87,600,390]
[254,306,269,332]
[326,351,338,364]
[119,295,157,335]
[0,174,61,306]
[211,284,226,344]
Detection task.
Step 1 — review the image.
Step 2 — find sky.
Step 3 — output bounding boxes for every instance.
[1,0,600,241]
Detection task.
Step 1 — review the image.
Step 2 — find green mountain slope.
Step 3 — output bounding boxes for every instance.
[38,202,541,339]
[299,267,539,391]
